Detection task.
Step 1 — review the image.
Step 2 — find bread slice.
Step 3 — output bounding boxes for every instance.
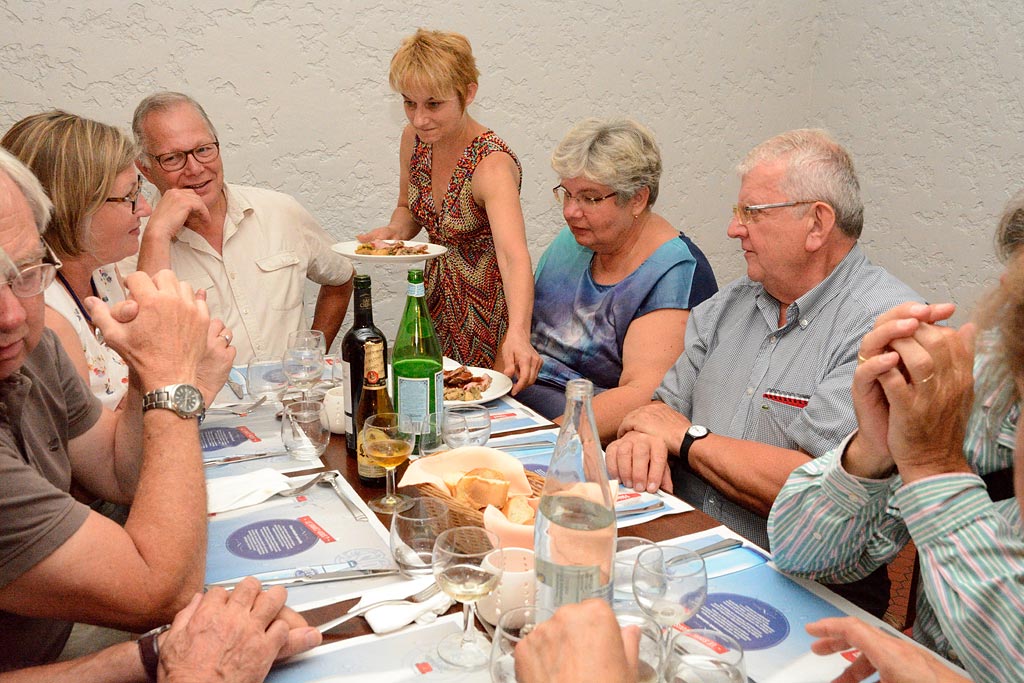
[442,471,464,496]
[502,495,536,525]
[454,467,510,509]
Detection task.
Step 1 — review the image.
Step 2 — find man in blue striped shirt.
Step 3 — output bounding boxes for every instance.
[606,129,921,615]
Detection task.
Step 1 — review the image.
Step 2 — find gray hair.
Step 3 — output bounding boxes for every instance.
[132,91,219,167]
[995,187,1024,263]
[0,147,52,234]
[551,118,662,208]
[737,129,864,239]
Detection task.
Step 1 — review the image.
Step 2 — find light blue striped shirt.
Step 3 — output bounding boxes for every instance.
[769,353,1024,682]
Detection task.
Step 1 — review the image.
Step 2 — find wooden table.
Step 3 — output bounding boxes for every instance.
[294,432,720,641]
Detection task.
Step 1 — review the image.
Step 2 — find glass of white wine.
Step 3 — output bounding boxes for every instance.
[633,545,707,649]
[432,526,503,669]
[666,629,746,683]
[362,412,416,514]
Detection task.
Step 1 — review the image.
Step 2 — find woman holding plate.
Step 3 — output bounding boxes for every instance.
[358,29,539,392]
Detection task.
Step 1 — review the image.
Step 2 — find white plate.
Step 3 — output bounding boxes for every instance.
[444,367,513,406]
[331,240,447,262]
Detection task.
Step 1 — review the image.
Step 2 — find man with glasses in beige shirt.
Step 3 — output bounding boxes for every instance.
[129,91,354,363]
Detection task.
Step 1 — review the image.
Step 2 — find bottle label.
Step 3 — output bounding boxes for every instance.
[356,435,386,480]
[535,556,604,606]
[340,359,353,435]
[406,281,425,297]
[396,376,430,422]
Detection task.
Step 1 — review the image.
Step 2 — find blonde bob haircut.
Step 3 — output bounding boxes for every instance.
[551,118,663,208]
[1,110,138,259]
[389,29,480,107]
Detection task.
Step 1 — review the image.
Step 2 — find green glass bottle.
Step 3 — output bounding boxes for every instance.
[392,269,443,424]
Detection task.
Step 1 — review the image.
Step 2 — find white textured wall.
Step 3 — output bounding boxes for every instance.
[2,0,1021,340]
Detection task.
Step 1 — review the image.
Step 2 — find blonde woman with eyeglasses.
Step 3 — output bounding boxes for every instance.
[1,111,227,409]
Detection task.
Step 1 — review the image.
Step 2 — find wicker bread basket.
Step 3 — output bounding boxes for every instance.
[400,470,545,529]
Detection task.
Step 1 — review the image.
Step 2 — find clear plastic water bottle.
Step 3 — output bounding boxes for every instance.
[534,379,616,610]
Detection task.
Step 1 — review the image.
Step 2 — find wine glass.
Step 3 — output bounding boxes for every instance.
[362,412,415,514]
[488,605,555,683]
[414,412,447,459]
[390,498,449,577]
[443,406,491,447]
[287,329,327,354]
[666,629,746,683]
[614,536,657,607]
[633,545,707,648]
[282,347,324,399]
[432,526,503,669]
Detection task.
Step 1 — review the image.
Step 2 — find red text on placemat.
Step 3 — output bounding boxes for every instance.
[298,516,335,543]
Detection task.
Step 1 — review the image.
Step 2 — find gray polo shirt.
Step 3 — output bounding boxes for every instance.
[655,244,923,549]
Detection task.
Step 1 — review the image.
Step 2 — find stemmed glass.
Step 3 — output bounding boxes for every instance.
[287,329,327,354]
[432,527,503,669]
[246,356,288,402]
[442,406,491,447]
[665,629,746,683]
[282,347,325,399]
[632,545,707,649]
[362,412,415,514]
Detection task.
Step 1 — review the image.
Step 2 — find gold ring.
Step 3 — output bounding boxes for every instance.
[916,373,935,385]
[857,353,869,364]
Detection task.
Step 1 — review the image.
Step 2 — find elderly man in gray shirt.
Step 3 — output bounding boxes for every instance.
[606,129,922,615]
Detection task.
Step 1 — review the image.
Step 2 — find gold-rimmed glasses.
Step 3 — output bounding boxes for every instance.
[731,200,820,225]
[104,174,144,213]
[553,184,617,210]
[146,141,220,172]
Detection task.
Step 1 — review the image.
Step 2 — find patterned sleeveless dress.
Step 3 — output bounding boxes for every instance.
[408,130,523,368]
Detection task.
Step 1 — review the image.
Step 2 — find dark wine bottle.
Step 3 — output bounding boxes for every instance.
[341,274,387,453]
[355,339,390,487]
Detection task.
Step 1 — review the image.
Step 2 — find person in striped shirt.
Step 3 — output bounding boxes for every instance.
[769,192,1024,682]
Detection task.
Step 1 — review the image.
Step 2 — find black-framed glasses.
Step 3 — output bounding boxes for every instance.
[732,200,822,225]
[104,174,144,213]
[552,185,618,210]
[0,241,62,298]
[146,141,220,172]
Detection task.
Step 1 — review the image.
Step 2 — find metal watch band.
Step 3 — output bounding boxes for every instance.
[137,623,171,682]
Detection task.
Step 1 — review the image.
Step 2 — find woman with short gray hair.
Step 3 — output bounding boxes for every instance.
[518,118,718,440]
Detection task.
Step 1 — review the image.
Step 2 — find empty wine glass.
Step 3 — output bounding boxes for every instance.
[362,412,415,514]
[414,412,446,459]
[614,536,657,607]
[287,329,327,354]
[633,545,707,648]
[666,629,746,683]
[390,498,449,577]
[443,405,491,447]
[488,605,555,683]
[282,347,325,399]
[433,527,503,669]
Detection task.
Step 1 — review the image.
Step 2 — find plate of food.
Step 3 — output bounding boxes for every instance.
[332,240,447,262]
[443,364,513,406]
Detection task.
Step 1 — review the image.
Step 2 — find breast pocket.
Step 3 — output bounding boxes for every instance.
[256,252,303,310]
[749,399,804,449]
[178,273,221,316]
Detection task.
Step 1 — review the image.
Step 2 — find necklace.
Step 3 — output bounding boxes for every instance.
[55,271,105,345]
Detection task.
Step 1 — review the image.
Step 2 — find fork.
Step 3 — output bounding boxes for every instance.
[207,395,268,417]
[318,582,443,634]
[276,472,330,498]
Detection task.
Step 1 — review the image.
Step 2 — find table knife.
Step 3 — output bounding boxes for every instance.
[208,568,398,589]
[203,451,289,467]
[225,377,245,399]
[695,538,744,558]
[615,501,666,518]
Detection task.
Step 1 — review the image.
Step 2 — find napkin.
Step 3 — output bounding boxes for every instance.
[363,591,454,634]
[206,468,294,513]
[398,446,532,495]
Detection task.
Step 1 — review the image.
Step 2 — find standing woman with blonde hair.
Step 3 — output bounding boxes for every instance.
[360,29,540,392]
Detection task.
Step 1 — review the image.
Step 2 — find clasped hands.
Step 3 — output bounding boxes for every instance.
[606,402,692,494]
[844,302,976,483]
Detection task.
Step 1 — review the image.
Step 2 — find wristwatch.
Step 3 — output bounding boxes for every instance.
[137,622,171,681]
[142,383,206,421]
[677,425,711,473]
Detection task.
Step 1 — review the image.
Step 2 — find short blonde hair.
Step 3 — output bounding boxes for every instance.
[1,111,137,258]
[389,29,479,107]
[551,118,663,207]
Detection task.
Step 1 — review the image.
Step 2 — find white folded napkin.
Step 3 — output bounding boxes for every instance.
[364,591,454,634]
[206,467,294,513]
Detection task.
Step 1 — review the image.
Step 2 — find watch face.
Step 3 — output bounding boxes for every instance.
[688,425,709,439]
[174,385,202,413]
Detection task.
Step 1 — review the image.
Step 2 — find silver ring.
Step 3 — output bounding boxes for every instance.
[220,333,232,344]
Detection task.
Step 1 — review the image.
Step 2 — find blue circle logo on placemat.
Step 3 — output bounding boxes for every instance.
[524,463,548,475]
[688,592,790,650]
[226,519,319,560]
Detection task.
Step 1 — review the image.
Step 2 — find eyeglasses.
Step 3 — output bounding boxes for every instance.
[731,200,820,225]
[146,141,220,172]
[104,174,144,213]
[0,242,62,298]
[553,185,617,210]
